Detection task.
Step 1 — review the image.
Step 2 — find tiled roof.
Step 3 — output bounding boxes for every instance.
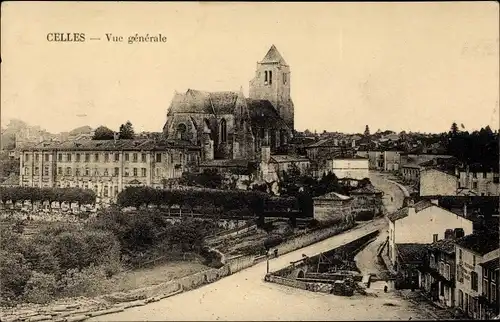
[168,89,240,115]
[428,238,456,255]
[307,138,339,148]
[23,139,200,152]
[386,200,435,222]
[246,99,288,129]
[480,257,499,271]
[314,191,352,201]
[199,159,249,168]
[350,185,383,195]
[260,45,287,65]
[456,231,499,255]
[270,155,310,163]
[397,243,429,264]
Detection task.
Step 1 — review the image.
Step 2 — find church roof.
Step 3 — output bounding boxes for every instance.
[246,99,288,129]
[260,45,287,65]
[168,89,240,115]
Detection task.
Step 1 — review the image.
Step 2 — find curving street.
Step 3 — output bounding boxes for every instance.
[89,172,422,321]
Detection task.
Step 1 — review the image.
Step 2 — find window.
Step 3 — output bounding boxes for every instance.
[264,70,268,83]
[76,153,81,162]
[156,153,162,162]
[176,123,187,140]
[35,154,39,162]
[494,176,499,184]
[483,172,487,179]
[104,168,109,176]
[66,167,71,175]
[473,255,476,266]
[25,154,30,162]
[94,153,99,162]
[124,153,129,162]
[84,153,90,162]
[124,168,129,177]
[141,168,146,177]
[114,153,119,162]
[492,283,497,303]
[94,168,99,176]
[471,271,478,291]
[283,72,287,84]
[133,168,138,177]
[43,166,49,176]
[457,265,464,283]
[433,234,438,243]
[45,154,49,162]
[104,153,109,162]
[24,167,29,176]
[58,167,62,175]
[141,153,147,162]
[114,186,118,196]
[156,168,161,177]
[473,172,477,178]
[58,154,62,162]
[170,154,173,163]
[133,153,138,162]
[439,262,444,275]
[114,167,119,176]
[75,168,80,176]
[85,168,90,176]
[269,70,272,84]
[459,249,463,262]
[458,290,464,309]
[220,119,227,143]
[179,153,183,164]
[445,264,450,280]
[34,167,39,175]
[67,153,72,162]
[473,182,478,189]
[103,186,109,197]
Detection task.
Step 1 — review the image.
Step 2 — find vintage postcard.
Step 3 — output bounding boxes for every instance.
[1,1,499,321]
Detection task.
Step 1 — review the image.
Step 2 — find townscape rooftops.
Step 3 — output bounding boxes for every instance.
[270,154,310,163]
[314,191,352,201]
[22,139,200,152]
[386,200,435,222]
[350,184,383,195]
[428,238,456,255]
[479,257,499,271]
[199,159,250,168]
[455,231,499,256]
[306,138,339,148]
[260,44,288,65]
[397,243,429,264]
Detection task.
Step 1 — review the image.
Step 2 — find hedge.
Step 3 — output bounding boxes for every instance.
[0,187,96,208]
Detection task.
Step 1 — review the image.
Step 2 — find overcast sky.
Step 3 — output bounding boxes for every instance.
[1,2,498,134]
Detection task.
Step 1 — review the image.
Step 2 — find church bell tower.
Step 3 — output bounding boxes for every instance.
[249,45,295,131]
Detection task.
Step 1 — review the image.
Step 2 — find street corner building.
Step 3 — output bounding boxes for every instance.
[162,45,294,162]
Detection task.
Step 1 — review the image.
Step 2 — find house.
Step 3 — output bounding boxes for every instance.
[317,157,369,181]
[258,146,310,183]
[394,243,429,289]
[349,184,384,217]
[384,150,402,172]
[386,200,474,276]
[479,256,499,319]
[313,192,353,223]
[419,235,459,308]
[455,231,499,320]
[458,165,500,196]
[356,150,384,170]
[419,168,458,197]
[401,162,422,184]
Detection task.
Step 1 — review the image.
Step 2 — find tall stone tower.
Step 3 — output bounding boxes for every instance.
[249,45,295,131]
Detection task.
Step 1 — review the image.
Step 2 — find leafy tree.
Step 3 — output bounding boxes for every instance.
[119,121,135,139]
[92,126,115,140]
[450,122,459,136]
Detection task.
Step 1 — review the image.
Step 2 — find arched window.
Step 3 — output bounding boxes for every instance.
[176,123,187,140]
[220,119,227,143]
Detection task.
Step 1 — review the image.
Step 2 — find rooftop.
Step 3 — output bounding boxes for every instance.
[397,243,429,264]
[387,200,435,222]
[199,159,250,168]
[480,257,499,271]
[456,231,499,256]
[270,155,310,163]
[428,238,456,255]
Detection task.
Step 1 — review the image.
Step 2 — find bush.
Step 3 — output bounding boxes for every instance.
[23,271,57,304]
[58,265,109,298]
[355,211,375,221]
[0,250,32,304]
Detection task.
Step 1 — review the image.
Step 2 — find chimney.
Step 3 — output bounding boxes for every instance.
[444,229,454,240]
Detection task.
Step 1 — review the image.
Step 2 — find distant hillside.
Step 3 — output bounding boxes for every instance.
[69,125,93,136]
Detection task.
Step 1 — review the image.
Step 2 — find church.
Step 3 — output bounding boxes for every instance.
[162,45,295,163]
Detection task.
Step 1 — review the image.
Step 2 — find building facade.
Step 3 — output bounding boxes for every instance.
[19,139,201,201]
[313,192,353,223]
[318,158,369,180]
[459,170,500,196]
[420,168,459,197]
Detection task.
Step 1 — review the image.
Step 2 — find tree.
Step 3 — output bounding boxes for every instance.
[450,122,459,136]
[119,121,135,139]
[92,126,115,140]
[364,125,370,136]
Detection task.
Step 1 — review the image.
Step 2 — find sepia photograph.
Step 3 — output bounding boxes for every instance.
[0,1,499,321]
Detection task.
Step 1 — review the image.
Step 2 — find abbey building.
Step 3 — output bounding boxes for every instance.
[162,45,295,161]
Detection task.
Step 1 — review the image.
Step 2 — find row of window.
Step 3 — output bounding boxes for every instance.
[25,152,194,163]
[24,166,174,178]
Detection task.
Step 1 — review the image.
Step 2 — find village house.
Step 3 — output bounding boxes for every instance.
[316,157,369,181]
[356,150,384,170]
[349,184,384,217]
[455,231,499,320]
[419,168,459,197]
[479,256,499,319]
[401,162,422,184]
[386,199,474,288]
[458,165,500,196]
[19,139,201,202]
[419,233,461,308]
[312,191,353,223]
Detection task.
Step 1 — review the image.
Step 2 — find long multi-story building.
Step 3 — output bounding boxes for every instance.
[19,139,201,201]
